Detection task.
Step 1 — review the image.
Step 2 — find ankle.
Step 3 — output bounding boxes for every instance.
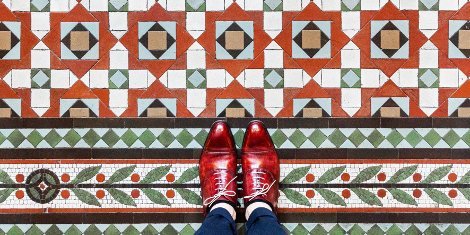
[210,202,237,220]
[245,201,272,220]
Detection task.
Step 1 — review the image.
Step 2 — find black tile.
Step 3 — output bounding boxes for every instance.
[329,118,380,128]
[226,118,278,128]
[452,149,470,159]
[92,149,143,159]
[433,118,470,128]
[381,118,432,128]
[348,149,399,159]
[73,118,125,128]
[0,149,92,159]
[175,118,221,128]
[125,118,175,128]
[294,149,347,159]
[399,149,452,159]
[277,118,328,128]
[0,118,23,128]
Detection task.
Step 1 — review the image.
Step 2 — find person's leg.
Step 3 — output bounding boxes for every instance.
[195,203,237,235]
[245,202,286,235]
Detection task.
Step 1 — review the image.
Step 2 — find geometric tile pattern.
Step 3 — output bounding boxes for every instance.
[0,128,469,149]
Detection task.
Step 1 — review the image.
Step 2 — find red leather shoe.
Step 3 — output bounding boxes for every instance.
[199,121,238,215]
[241,120,280,212]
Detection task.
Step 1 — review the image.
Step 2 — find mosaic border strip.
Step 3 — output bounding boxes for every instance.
[1,160,470,213]
[0,223,469,235]
[0,127,469,149]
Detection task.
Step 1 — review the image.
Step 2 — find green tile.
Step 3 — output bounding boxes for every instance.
[27,130,43,147]
[444,225,461,235]
[104,225,121,235]
[406,130,423,147]
[158,129,175,147]
[405,225,422,235]
[309,129,328,147]
[160,225,178,235]
[348,224,366,235]
[7,225,23,235]
[310,225,328,235]
[461,131,470,146]
[349,129,366,147]
[83,224,102,235]
[423,129,441,147]
[122,225,139,235]
[64,225,81,235]
[102,130,121,147]
[443,130,460,147]
[271,130,288,147]
[45,225,62,235]
[289,130,307,148]
[121,129,139,146]
[329,224,346,235]
[180,225,196,235]
[367,130,385,147]
[424,225,442,235]
[25,225,42,235]
[139,130,157,147]
[233,129,244,148]
[386,130,404,147]
[194,129,208,147]
[329,129,348,147]
[0,132,6,145]
[44,129,62,147]
[63,129,81,147]
[141,225,159,235]
[386,224,404,235]
[7,130,25,148]
[291,224,309,235]
[367,225,385,235]
[176,129,194,147]
[83,129,101,147]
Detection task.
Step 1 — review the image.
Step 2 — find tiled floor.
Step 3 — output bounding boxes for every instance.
[1,0,470,233]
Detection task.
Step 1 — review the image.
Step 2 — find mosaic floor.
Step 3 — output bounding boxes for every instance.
[1,0,470,233]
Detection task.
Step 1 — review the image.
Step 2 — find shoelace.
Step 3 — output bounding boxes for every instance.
[203,173,237,207]
[243,171,276,201]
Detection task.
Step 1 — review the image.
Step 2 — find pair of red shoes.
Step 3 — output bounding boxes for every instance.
[199,120,280,215]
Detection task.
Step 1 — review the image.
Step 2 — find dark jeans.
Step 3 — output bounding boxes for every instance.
[195,207,286,235]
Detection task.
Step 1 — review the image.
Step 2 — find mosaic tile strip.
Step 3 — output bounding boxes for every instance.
[0,223,469,235]
[1,128,470,149]
[0,0,470,117]
[1,161,470,211]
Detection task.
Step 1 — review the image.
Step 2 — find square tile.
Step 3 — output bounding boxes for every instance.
[292,21,331,58]
[216,21,254,59]
[138,22,177,60]
[60,22,99,60]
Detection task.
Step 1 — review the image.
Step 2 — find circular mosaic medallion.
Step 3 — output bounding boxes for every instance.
[25,169,60,204]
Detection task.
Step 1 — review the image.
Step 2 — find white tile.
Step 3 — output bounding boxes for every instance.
[342,12,360,31]
[128,0,148,11]
[439,0,459,10]
[399,0,418,9]
[284,69,304,88]
[321,69,341,88]
[419,88,439,107]
[31,50,50,68]
[51,70,70,88]
[187,89,206,108]
[110,50,128,69]
[244,0,263,10]
[361,69,381,88]
[419,49,439,68]
[283,0,302,10]
[90,0,108,11]
[109,89,128,108]
[129,70,148,89]
[341,49,360,68]
[206,0,225,11]
[439,69,459,88]
[264,50,283,68]
[399,69,419,88]
[109,12,128,31]
[167,70,186,88]
[89,70,109,88]
[50,0,70,11]
[31,89,50,108]
[322,0,341,10]
[187,49,206,69]
[265,89,283,108]
[11,0,30,11]
[167,0,185,11]
[361,0,381,10]
[419,11,438,30]
[264,12,282,31]
[244,69,264,88]
[186,12,205,31]
[31,13,50,31]
[207,69,226,88]
[12,69,31,88]
[341,88,361,108]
